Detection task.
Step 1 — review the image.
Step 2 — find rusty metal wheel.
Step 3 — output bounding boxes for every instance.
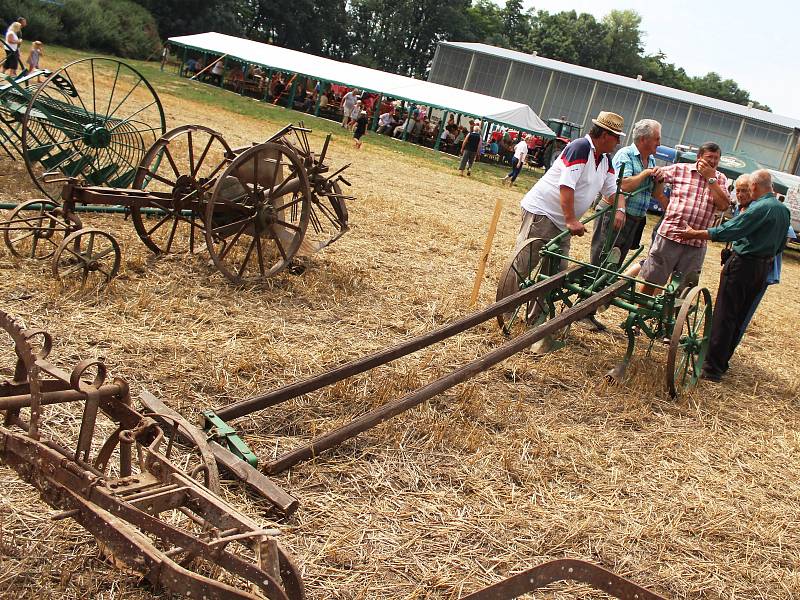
[52,228,121,290]
[132,124,234,254]
[0,309,45,438]
[205,142,311,283]
[2,199,77,259]
[666,286,712,397]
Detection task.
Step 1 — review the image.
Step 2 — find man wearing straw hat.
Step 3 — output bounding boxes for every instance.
[514,110,624,265]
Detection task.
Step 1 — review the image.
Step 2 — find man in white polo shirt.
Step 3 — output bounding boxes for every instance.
[514,111,624,263]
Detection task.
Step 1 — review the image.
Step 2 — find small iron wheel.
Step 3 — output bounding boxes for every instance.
[666,285,712,397]
[205,141,311,283]
[132,124,234,255]
[2,199,77,259]
[52,228,121,290]
[495,237,552,336]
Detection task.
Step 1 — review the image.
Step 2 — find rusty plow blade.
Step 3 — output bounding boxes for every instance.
[0,308,304,600]
[463,559,667,599]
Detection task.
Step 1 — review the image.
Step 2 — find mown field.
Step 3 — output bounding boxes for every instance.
[0,46,799,599]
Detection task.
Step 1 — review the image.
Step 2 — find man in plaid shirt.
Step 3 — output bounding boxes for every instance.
[638,142,730,293]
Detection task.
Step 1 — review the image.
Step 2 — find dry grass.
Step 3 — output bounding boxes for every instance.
[1,56,800,600]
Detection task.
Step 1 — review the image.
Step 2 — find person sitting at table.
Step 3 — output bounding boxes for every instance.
[377,109,396,135]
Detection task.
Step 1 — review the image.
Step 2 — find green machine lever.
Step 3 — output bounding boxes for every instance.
[201,410,258,468]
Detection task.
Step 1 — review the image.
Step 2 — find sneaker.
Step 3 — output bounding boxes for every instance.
[576,315,607,332]
[467,169,471,176]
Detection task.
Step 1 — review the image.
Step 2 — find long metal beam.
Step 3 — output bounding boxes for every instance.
[216,266,586,422]
[265,278,629,473]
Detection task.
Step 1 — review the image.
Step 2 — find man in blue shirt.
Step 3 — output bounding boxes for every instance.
[583,119,667,330]
[674,169,791,382]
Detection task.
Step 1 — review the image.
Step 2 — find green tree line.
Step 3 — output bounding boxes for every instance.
[1,0,769,111]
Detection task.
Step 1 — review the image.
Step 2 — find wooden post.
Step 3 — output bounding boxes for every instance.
[469,197,504,306]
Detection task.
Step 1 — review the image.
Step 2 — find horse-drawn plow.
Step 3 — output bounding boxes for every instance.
[0,58,689,599]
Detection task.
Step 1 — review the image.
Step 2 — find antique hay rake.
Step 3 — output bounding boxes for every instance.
[0,57,166,196]
[1,57,351,289]
[0,308,304,599]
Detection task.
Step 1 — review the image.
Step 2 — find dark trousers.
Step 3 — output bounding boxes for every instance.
[589,206,646,268]
[507,157,524,182]
[703,253,771,377]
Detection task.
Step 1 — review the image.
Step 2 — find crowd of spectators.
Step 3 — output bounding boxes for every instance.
[179,55,541,170]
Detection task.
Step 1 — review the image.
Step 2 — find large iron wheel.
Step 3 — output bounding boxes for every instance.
[52,228,121,290]
[22,57,166,200]
[495,237,552,336]
[132,125,234,254]
[666,285,712,397]
[2,199,77,259]
[205,142,311,284]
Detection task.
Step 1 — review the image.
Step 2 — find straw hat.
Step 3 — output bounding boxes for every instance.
[592,111,625,137]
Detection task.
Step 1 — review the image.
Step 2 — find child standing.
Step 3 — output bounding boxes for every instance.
[353,110,368,150]
[26,40,43,75]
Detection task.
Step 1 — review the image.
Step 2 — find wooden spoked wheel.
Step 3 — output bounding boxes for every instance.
[495,237,553,336]
[204,142,311,284]
[666,286,712,397]
[2,199,77,259]
[52,228,121,290]
[132,124,234,254]
[22,57,165,200]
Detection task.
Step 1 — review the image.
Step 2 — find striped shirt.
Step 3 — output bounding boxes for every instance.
[657,163,729,248]
[521,135,617,230]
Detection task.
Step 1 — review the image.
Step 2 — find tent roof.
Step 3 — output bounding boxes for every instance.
[168,32,556,138]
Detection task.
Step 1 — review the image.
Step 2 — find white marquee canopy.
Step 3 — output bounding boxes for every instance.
[168,32,556,138]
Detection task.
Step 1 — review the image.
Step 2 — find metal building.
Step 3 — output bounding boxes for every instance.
[429,42,800,174]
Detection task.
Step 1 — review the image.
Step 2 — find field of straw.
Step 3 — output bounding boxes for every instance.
[1,52,799,599]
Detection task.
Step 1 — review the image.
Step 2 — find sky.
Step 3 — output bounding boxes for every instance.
[520,0,797,118]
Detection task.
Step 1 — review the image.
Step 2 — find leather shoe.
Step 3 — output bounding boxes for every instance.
[577,315,607,332]
[701,370,722,383]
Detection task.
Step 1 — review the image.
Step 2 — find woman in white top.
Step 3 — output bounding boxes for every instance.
[2,21,22,76]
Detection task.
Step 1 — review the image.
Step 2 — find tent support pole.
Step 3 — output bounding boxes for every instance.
[314,81,324,116]
[435,111,448,150]
[179,46,186,77]
[263,69,273,101]
[287,77,297,110]
[371,94,382,131]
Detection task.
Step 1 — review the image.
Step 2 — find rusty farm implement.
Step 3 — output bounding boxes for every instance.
[0,58,351,289]
[0,308,304,599]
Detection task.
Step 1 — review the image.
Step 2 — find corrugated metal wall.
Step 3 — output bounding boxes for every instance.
[429,45,797,171]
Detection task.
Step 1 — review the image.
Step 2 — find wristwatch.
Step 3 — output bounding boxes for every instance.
[707,177,718,185]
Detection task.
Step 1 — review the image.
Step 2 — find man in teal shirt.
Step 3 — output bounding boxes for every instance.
[675,169,791,382]
[582,119,667,331]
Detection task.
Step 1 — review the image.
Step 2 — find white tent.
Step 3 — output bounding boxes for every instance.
[167,32,555,138]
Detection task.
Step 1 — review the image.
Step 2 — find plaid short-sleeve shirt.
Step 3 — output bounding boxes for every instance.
[658,163,728,247]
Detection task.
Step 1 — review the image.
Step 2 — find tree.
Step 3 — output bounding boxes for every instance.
[132,0,243,39]
[526,10,608,68]
[601,9,644,77]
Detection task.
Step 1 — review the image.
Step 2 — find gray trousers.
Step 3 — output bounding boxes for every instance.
[515,210,571,275]
[459,150,477,171]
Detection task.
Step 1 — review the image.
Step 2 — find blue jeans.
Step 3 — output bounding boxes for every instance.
[507,157,523,181]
